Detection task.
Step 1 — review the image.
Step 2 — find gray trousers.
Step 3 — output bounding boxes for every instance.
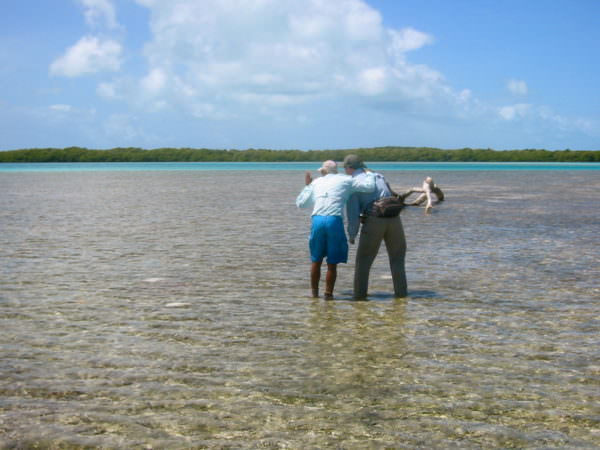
[353,216,407,299]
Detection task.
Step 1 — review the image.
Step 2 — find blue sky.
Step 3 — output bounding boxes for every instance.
[1,0,599,151]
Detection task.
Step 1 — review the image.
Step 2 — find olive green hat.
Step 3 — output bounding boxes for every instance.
[343,154,366,169]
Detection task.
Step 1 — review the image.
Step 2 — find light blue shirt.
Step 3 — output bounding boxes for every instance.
[296,172,375,217]
[346,169,393,240]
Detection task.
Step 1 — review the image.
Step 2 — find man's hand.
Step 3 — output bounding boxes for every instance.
[305,171,313,186]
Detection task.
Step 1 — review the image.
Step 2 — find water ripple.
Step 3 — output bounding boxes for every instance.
[1,170,599,448]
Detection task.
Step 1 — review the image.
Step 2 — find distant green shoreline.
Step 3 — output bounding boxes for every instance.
[1,146,598,163]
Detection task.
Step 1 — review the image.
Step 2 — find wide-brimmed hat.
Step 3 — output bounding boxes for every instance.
[318,160,338,174]
[343,154,366,169]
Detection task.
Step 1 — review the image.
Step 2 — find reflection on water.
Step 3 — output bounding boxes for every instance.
[0,170,599,448]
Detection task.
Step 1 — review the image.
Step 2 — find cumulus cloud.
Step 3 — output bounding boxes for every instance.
[50,36,122,77]
[127,0,457,119]
[79,0,119,29]
[50,0,121,78]
[507,79,528,96]
[358,67,388,96]
[388,27,434,54]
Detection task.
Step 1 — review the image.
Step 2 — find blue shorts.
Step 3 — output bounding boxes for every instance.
[309,215,348,264]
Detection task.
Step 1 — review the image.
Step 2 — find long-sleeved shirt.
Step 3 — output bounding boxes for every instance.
[296,172,375,217]
[346,169,393,240]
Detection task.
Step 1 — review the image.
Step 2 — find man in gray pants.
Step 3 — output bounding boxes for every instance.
[344,155,408,300]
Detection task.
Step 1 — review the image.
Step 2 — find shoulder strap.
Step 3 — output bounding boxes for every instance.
[378,174,398,197]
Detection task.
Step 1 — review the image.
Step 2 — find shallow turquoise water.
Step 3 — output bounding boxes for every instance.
[1,161,599,172]
[1,169,598,448]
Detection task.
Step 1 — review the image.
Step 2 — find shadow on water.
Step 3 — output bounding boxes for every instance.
[405,289,443,299]
[331,289,442,302]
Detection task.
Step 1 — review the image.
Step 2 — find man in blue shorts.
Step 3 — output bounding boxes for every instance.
[296,160,375,299]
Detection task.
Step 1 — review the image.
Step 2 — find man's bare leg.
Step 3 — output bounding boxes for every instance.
[310,261,322,297]
[324,263,337,300]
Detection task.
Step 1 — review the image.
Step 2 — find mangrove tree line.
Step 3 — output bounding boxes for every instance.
[0,146,598,163]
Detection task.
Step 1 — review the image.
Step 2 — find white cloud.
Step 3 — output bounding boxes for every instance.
[58,0,594,149]
[50,104,72,112]
[538,106,599,135]
[342,1,383,41]
[141,68,167,94]
[507,79,528,96]
[358,67,388,96]
[127,0,458,119]
[387,27,434,54]
[97,81,119,99]
[79,0,119,29]
[50,36,122,77]
[457,89,472,103]
[498,103,531,120]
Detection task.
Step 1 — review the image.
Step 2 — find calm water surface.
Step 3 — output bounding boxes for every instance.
[1,168,599,448]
